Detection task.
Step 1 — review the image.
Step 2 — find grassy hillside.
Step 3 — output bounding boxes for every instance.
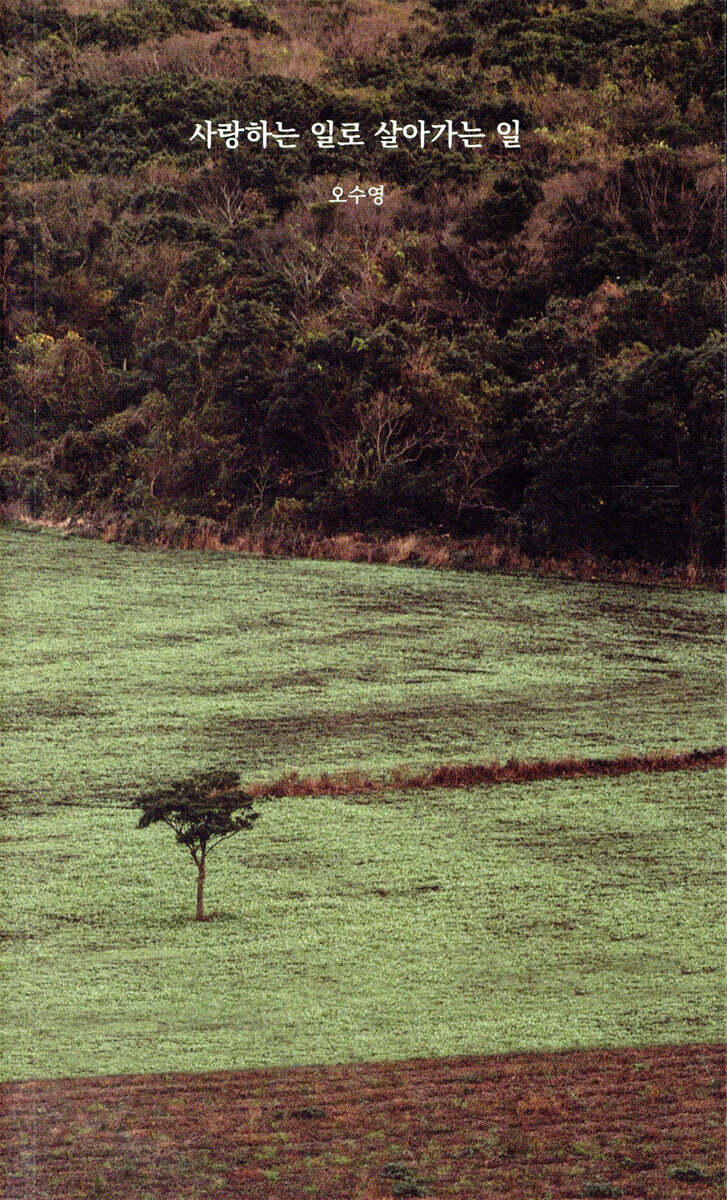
[1,0,724,568]
[2,769,723,1081]
[0,528,723,1082]
[2,527,723,807]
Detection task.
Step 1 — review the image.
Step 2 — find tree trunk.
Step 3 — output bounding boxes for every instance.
[196,856,206,921]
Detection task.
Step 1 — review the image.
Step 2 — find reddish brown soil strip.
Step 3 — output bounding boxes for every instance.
[1,1044,723,1199]
[249,747,726,800]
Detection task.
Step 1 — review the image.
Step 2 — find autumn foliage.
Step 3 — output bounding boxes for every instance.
[1,0,724,571]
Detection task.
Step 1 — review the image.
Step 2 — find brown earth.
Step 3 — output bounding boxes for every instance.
[249,747,726,800]
[2,1044,724,1199]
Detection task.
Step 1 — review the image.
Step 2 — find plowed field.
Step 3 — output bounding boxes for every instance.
[2,1044,723,1199]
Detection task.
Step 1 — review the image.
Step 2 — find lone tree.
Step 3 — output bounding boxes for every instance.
[134,769,260,921]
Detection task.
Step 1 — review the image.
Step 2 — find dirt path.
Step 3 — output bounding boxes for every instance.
[2,1044,723,1199]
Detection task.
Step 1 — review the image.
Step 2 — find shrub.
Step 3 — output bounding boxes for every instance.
[227,1,284,36]
[666,1162,712,1182]
[380,1162,427,1198]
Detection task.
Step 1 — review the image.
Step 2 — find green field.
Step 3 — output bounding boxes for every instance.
[0,527,723,1082]
[1,527,722,807]
[2,770,723,1082]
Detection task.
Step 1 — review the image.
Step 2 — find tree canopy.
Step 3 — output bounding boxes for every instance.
[134,769,260,920]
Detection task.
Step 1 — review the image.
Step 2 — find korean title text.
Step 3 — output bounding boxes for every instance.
[190,117,521,205]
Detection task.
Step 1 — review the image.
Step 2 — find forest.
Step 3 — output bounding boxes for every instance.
[1,0,724,571]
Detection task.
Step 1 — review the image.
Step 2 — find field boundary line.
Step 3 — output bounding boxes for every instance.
[249,747,726,799]
[3,507,724,591]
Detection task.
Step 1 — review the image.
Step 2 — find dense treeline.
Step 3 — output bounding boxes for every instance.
[1,0,724,569]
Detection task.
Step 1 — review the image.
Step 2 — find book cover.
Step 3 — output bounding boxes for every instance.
[1,1,724,1197]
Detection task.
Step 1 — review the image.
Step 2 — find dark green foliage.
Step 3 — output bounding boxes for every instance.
[87,0,224,50]
[3,0,67,46]
[457,168,543,242]
[7,75,235,179]
[2,0,723,570]
[646,1,724,118]
[134,769,261,919]
[546,150,722,297]
[135,769,259,849]
[6,0,229,50]
[227,0,283,36]
[521,336,724,565]
[425,15,477,61]
[480,15,646,87]
[596,274,722,354]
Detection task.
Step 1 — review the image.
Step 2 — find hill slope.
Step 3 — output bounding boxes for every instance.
[1,0,724,568]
